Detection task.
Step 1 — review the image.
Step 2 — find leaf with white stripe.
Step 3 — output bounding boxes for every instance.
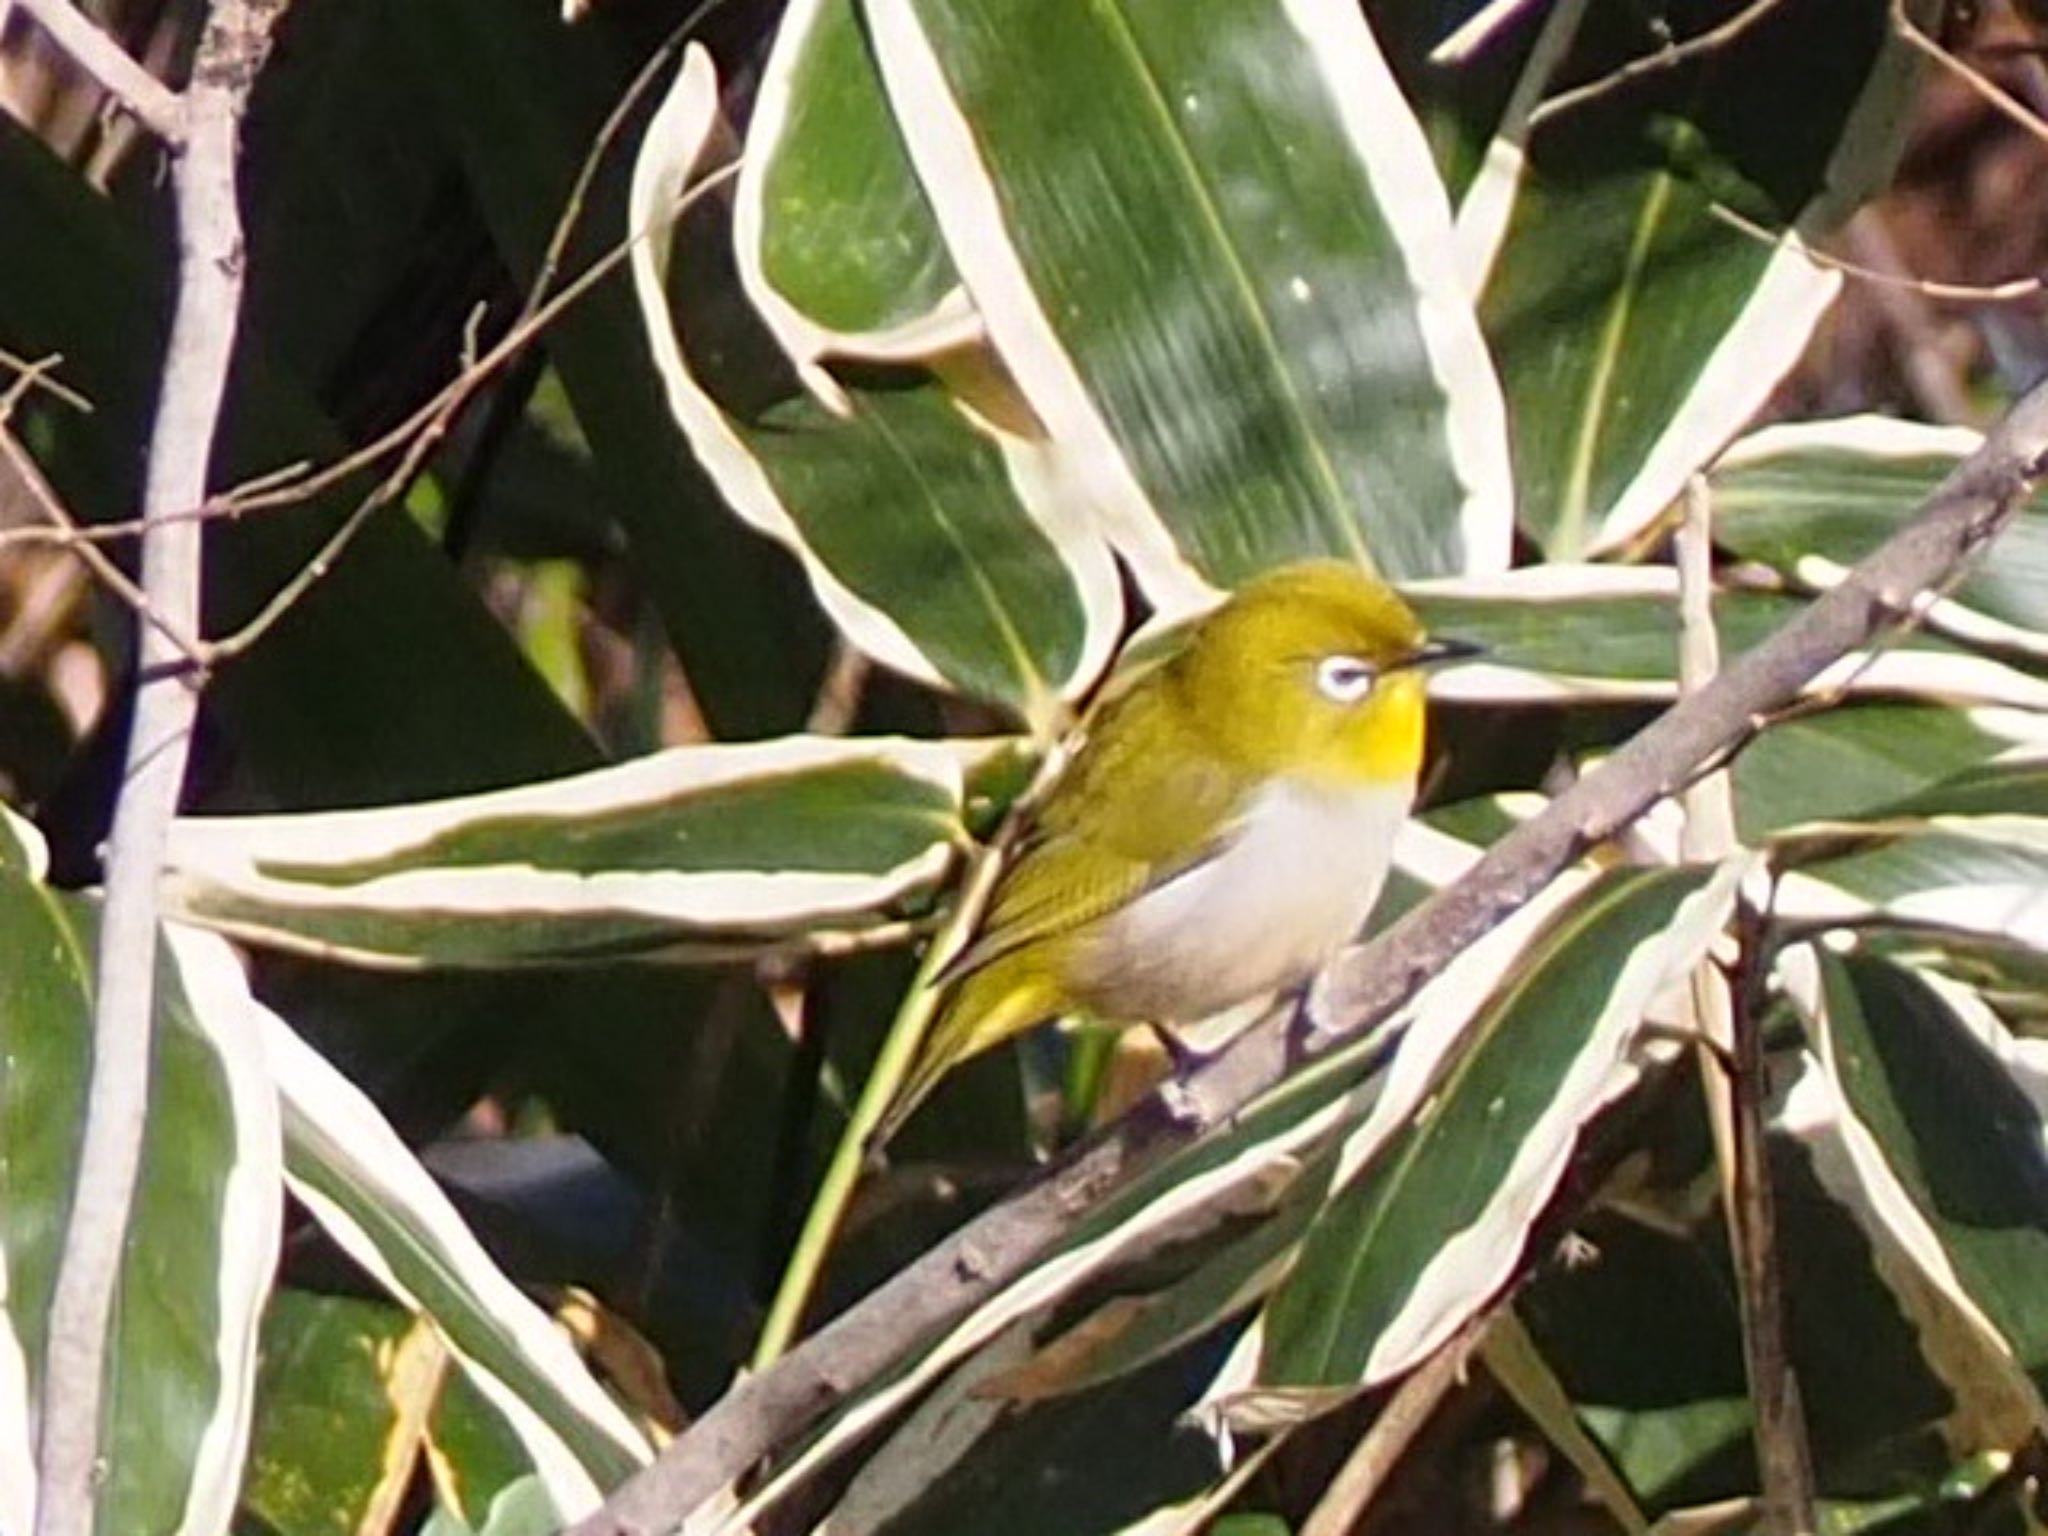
[1476,0,1925,554]
[1775,764,2048,955]
[736,0,958,367]
[633,45,1121,727]
[1712,416,2048,656]
[867,0,1513,610]
[244,1290,558,1536]
[1259,860,1746,1387]
[266,1009,651,1518]
[1791,952,2048,1409]
[0,810,282,1536]
[162,735,985,967]
[1409,568,2048,711]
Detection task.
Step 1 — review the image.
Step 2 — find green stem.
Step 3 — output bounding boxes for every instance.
[749,930,958,1369]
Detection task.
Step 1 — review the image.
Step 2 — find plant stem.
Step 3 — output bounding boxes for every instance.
[750,937,956,1369]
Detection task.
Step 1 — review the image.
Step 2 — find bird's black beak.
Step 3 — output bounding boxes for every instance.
[1396,636,1485,671]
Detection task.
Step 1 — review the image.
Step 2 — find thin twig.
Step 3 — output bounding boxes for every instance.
[200,158,740,665]
[11,0,185,142]
[1727,893,1817,1533]
[1708,201,2042,305]
[1677,482,1816,1533]
[569,378,2048,1536]
[1527,0,1785,128]
[1298,1315,1491,1536]
[0,424,206,663]
[1893,0,2048,150]
[31,2,289,1532]
[0,348,93,414]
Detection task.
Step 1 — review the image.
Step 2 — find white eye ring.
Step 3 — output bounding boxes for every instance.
[1316,654,1377,704]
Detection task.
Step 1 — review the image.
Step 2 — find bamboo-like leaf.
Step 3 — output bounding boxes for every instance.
[265,1011,651,1516]
[244,1291,553,1536]
[633,44,1122,726]
[1775,766,2048,954]
[162,735,985,967]
[866,0,1514,608]
[1476,0,1927,554]
[0,812,282,1536]
[1410,567,2048,710]
[1712,416,2048,656]
[1259,860,1746,1386]
[736,0,959,364]
[1788,952,2048,1415]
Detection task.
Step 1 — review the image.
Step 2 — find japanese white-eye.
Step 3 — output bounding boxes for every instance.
[876,560,1474,1145]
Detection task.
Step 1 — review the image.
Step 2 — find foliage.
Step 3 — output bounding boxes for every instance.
[4,0,2048,1531]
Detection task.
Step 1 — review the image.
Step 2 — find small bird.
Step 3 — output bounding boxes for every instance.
[872,559,1476,1148]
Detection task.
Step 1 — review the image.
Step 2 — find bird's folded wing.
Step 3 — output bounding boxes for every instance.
[938,692,1243,984]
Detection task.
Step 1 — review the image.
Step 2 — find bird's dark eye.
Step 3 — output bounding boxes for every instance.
[1316,654,1376,704]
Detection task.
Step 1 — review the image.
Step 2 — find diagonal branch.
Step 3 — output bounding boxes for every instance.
[29,1,291,1533]
[12,0,186,143]
[572,376,2048,1536]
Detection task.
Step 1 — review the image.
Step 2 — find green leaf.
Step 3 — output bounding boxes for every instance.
[1728,703,2023,841]
[1477,0,1922,555]
[0,813,282,1536]
[265,1009,650,1513]
[633,45,1122,726]
[1260,860,1745,1386]
[1713,416,2048,653]
[162,735,984,966]
[1798,954,2048,1408]
[1409,568,2048,711]
[867,0,1514,599]
[739,0,958,350]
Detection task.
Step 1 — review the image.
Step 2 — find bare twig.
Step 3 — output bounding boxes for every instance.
[0,424,205,663]
[1727,893,1817,1534]
[1708,201,2042,305]
[1527,0,1784,128]
[200,158,739,664]
[1677,482,1816,1534]
[1298,1316,1491,1536]
[11,0,185,142]
[0,348,92,414]
[1893,0,2048,150]
[569,380,2048,1536]
[30,1,290,1532]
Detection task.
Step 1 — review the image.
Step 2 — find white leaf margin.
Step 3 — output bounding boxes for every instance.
[263,1016,652,1519]
[1775,945,2048,1423]
[1323,857,1749,1384]
[631,45,953,692]
[732,0,969,398]
[1409,565,2048,711]
[161,924,285,1536]
[864,0,1515,620]
[163,734,981,932]
[633,44,1123,720]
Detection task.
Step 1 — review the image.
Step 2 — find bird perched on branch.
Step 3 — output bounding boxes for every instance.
[872,559,1476,1148]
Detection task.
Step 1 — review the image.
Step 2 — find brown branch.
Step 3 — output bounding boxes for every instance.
[1298,1315,1490,1536]
[11,0,186,142]
[1727,893,1817,1533]
[29,1,290,1532]
[571,383,2048,1536]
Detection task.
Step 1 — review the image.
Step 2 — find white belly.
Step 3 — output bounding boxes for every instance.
[1070,777,1412,1022]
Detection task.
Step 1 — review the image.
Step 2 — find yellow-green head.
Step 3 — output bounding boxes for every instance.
[1173,560,1455,788]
